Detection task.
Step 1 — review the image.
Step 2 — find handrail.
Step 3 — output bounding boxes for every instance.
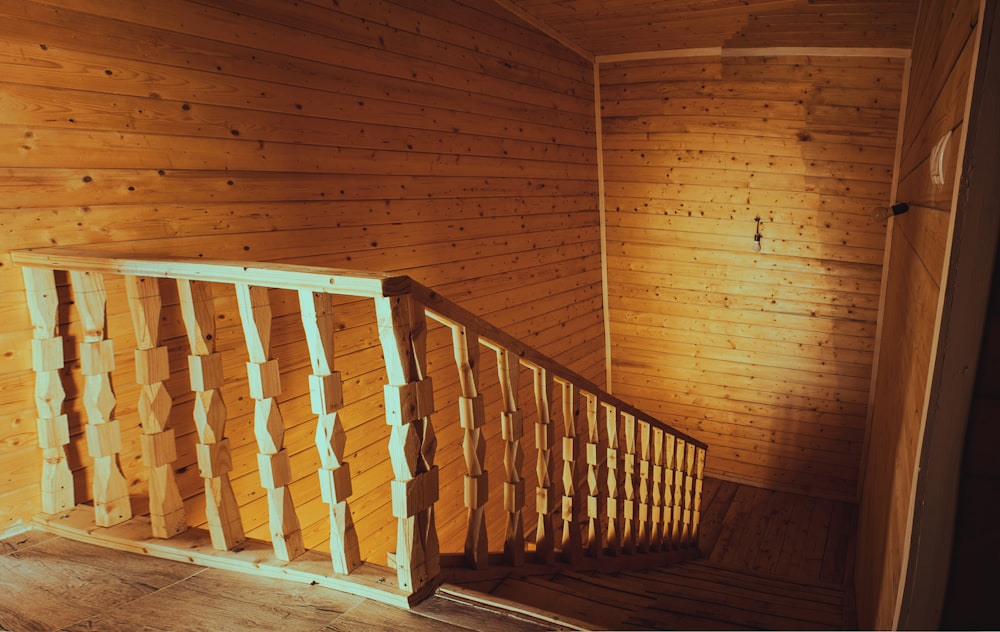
[412,282,707,449]
[13,246,708,606]
[12,248,412,297]
[14,247,706,450]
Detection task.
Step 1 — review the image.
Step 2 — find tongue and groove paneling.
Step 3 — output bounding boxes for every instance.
[601,53,904,500]
[0,0,602,566]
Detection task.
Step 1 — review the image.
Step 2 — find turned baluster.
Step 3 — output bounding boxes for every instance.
[450,324,488,569]
[531,365,557,565]
[375,294,440,593]
[125,276,185,538]
[71,270,131,526]
[583,391,602,557]
[650,427,665,551]
[603,402,623,556]
[235,284,304,561]
[299,291,360,574]
[557,379,582,563]
[621,411,637,554]
[495,346,525,566]
[177,279,245,550]
[637,420,652,553]
[23,267,73,514]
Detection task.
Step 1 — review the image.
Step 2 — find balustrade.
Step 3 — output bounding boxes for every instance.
[15,249,708,607]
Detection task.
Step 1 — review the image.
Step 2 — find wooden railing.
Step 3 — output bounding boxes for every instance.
[14,248,708,606]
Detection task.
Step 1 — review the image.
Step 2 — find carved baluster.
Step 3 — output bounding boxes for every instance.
[376,294,439,593]
[451,325,488,569]
[496,347,524,566]
[671,436,686,549]
[125,276,185,538]
[235,284,304,561]
[23,267,73,514]
[531,365,556,564]
[603,402,622,556]
[637,420,652,553]
[583,391,602,557]
[70,270,131,526]
[298,291,360,573]
[650,427,665,551]
[682,441,696,546]
[621,411,637,554]
[178,279,245,550]
[558,379,582,563]
[663,434,678,549]
[691,446,707,547]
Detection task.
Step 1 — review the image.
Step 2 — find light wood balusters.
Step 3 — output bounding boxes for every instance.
[376,293,440,594]
[178,279,245,551]
[583,391,603,557]
[531,365,557,565]
[125,276,186,538]
[298,290,361,574]
[15,250,710,606]
[236,284,305,561]
[72,270,132,526]
[495,346,525,567]
[23,267,73,514]
[451,325,489,570]
[558,379,583,563]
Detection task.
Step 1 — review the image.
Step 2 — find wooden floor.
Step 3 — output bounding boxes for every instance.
[0,530,553,632]
[0,478,857,631]
[449,477,860,630]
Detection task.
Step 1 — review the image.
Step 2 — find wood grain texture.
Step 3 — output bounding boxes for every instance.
[601,53,903,500]
[504,0,917,56]
[855,0,983,628]
[0,0,601,570]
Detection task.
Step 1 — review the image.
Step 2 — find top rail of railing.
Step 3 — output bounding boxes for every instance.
[12,247,707,450]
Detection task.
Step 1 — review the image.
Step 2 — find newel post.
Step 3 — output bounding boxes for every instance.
[375,293,440,594]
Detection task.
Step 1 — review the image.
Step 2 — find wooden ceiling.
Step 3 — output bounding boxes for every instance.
[504,0,919,57]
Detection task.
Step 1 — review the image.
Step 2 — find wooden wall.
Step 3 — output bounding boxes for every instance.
[855,0,983,628]
[600,53,903,500]
[0,0,602,565]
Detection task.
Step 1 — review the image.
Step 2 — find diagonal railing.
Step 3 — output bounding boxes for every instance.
[13,248,708,607]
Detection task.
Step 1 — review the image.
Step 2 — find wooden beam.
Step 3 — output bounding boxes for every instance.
[596,46,910,64]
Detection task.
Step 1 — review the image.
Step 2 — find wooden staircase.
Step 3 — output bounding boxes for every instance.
[12,247,709,608]
[443,477,859,630]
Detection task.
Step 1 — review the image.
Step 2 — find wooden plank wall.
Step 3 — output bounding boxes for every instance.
[510,0,917,55]
[855,0,983,628]
[0,0,602,566]
[600,53,904,501]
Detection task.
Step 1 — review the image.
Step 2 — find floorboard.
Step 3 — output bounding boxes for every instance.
[0,477,858,631]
